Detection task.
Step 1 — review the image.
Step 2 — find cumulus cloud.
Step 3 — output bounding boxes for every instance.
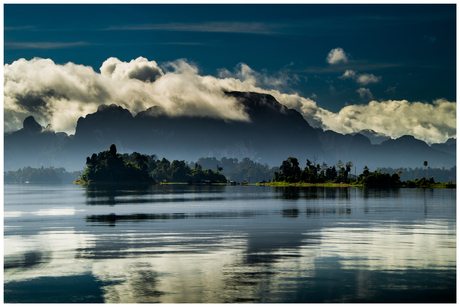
[100,57,163,82]
[356,87,373,99]
[217,63,298,93]
[4,57,250,134]
[3,57,456,144]
[340,69,356,78]
[326,47,348,65]
[356,73,381,85]
[340,69,381,85]
[4,58,111,133]
[315,98,456,144]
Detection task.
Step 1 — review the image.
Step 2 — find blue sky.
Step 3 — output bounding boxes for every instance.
[3,4,457,143]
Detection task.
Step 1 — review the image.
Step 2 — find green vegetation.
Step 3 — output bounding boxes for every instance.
[6,149,455,189]
[79,145,226,185]
[4,166,80,184]
[272,157,353,184]
[190,157,277,183]
[355,169,401,188]
[80,144,153,185]
[270,157,455,189]
[122,154,226,184]
[378,166,456,183]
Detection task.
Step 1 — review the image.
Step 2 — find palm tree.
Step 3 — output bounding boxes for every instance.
[424,161,428,178]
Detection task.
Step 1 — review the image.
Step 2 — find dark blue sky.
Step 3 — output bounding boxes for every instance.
[4,4,456,113]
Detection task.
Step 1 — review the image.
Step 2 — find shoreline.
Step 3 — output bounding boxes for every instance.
[259,182,456,189]
[73,180,455,189]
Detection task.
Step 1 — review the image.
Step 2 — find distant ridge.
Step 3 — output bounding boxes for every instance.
[4,91,456,172]
[353,129,390,144]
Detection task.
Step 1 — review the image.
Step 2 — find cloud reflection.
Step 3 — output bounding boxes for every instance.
[4,231,96,283]
[33,207,78,216]
[4,186,456,303]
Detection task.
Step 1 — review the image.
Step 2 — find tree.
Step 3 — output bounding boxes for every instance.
[325,166,337,181]
[110,144,117,156]
[81,145,153,184]
[424,161,428,178]
[278,157,301,182]
[363,166,370,176]
[336,160,344,169]
[343,161,353,183]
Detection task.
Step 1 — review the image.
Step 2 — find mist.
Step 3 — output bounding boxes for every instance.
[4,56,456,143]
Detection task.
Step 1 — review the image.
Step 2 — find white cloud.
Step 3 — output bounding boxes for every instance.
[217,63,298,93]
[326,47,348,65]
[356,87,373,99]
[340,69,356,78]
[3,57,456,144]
[340,70,381,85]
[4,57,250,134]
[315,98,456,143]
[100,56,163,82]
[356,73,381,85]
[4,58,111,133]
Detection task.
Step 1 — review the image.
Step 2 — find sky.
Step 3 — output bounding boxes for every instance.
[3,3,457,144]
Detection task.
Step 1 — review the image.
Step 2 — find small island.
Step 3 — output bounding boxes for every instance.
[266,157,455,189]
[75,144,226,186]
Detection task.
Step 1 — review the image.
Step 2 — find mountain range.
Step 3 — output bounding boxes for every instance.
[4,91,456,174]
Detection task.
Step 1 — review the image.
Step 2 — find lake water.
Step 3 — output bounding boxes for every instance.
[4,184,456,303]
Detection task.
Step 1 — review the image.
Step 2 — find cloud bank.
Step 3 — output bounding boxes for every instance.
[4,57,456,144]
[316,98,456,144]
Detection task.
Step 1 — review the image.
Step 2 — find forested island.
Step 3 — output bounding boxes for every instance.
[75,144,226,185]
[270,157,455,188]
[4,166,81,184]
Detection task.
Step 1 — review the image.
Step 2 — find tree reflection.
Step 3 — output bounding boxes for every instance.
[282,208,299,218]
[84,184,227,206]
[274,186,300,199]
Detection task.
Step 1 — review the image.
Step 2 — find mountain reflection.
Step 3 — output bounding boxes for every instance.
[84,185,228,206]
[273,186,351,200]
[282,208,299,218]
[81,185,377,207]
[85,208,352,226]
[84,185,359,207]
[86,211,265,226]
[5,183,456,303]
[4,251,50,270]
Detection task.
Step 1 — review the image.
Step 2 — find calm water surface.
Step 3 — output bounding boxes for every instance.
[4,184,456,303]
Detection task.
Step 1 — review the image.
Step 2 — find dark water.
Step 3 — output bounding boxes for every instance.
[4,184,456,303]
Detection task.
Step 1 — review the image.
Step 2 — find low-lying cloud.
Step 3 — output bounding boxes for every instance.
[4,57,250,133]
[4,57,456,144]
[316,98,456,144]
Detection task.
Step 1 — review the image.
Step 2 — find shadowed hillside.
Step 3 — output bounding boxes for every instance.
[4,91,456,172]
